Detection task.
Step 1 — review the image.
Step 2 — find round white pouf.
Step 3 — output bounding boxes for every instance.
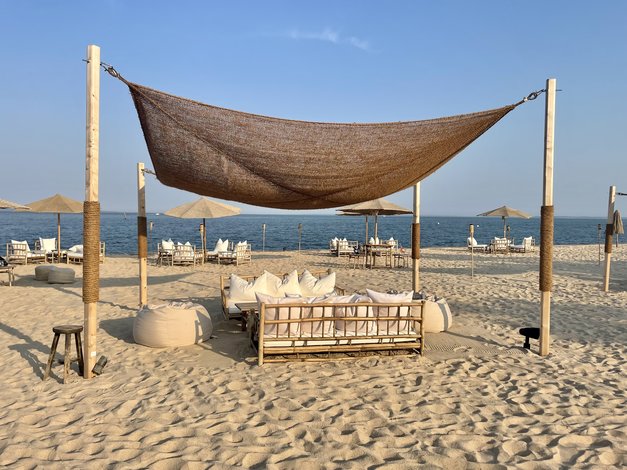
[422,299,453,333]
[133,302,213,348]
[35,265,57,281]
[47,267,76,284]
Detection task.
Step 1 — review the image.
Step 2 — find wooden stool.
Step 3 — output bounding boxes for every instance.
[43,325,84,383]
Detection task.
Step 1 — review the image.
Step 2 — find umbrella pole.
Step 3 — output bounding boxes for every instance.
[412,182,421,291]
[137,162,148,307]
[203,218,207,263]
[502,217,506,239]
[365,215,368,245]
[57,213,61,263]
[374,214,378,240]
[83,44,101,378]
[539,78,556,357]
[603,186,616,292]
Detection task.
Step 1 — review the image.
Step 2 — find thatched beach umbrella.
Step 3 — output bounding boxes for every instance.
[338,198,412,240]
[477,205,531,239]
[21,193,82,261]
[0,199,30,210]
[164,197,240,259]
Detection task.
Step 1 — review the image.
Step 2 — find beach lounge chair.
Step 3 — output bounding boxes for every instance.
[337,239,358,257]
[157,239,174,266]
[6,240,46,265]
[35,237,59,262]
[66,242,106,264]
[467,237,488,252]
[218,242,252,266]
[510,236,534,253]
[490,237,510,254]
[172,243,199,266]
[205,238,229,262]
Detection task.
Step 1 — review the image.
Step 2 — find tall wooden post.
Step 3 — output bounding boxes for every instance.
[298,223,302,253]
[202,218,207,263]
[262,223,266,252]
[603,185,616,292]
[539,78,556,357]
[57,213,61,262]
[412,182,421,292]
[137,162,148,307]
[469,224,474,278]
[83,44,101,378]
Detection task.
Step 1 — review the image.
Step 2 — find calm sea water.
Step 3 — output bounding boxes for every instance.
[0,212,608,255]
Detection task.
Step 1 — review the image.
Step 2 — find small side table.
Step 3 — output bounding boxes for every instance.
[235,302,258,332]
[0,265,15,286]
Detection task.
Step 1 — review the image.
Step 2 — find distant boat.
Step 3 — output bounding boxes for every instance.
[155,213,160,216]
[123,212,127,220]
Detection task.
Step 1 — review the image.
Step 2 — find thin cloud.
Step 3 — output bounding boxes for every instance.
[285,28,371,51]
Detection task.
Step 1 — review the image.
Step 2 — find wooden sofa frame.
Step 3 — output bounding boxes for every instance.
[254,301,425,365]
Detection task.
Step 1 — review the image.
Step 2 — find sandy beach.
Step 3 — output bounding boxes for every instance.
[0,245,625,468]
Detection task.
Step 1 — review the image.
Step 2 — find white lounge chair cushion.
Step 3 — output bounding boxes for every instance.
[422,299,453,333]
[161,239,174,252]
[298,270,336,297]
[333,294,373,336]
[48,267,76,284]
[67,244,83,254]
[228,272,271,303]
[366,289,415,334]
[133,302,213,348]
[11,240,30,252]
[255,293,301,337]
[39,237,56,253]
[265,270,302,297]
[369,237,375,244]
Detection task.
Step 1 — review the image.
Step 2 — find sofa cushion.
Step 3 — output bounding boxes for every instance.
[299,270,335,297]
[333,294,372,336]
[265,270,302,297]
[228,272,269,302]
[39,237,56,253]
[255,292,301,337]
[366,289,415,334]
[11,240,30,252]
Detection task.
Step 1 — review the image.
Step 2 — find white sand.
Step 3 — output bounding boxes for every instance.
[0,245,625,468]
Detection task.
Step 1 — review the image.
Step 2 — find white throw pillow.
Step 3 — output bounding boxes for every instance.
[228,272,269,302]
[184,241,191,246]
[256,292,301,337]
[68,244,83,254]
[366,289,415,335]
[40,237,56,252]
[299,270,336,297]
[265,270,302,297]
[161,239,174,251]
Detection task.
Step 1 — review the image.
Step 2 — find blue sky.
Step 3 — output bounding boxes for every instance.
[0,1,625,216]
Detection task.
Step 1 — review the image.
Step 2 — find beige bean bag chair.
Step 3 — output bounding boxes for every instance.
[422,299,453,333]
[35,265,57,281]
[133,302,213,348]
[47,267,76,284]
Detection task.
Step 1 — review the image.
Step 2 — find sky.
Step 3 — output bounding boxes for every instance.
[0,1,625,216]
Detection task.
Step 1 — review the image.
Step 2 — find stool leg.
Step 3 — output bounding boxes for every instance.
[523,336,531,349]
[63,334,72,384]
[75,332,84,376]
[43,333,60,381]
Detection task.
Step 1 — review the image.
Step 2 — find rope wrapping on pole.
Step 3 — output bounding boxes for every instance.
[605,224,614,254]
[82,201,100,303]
[411,223,420,260]
[137,216,148,258]
[539,205,554,292]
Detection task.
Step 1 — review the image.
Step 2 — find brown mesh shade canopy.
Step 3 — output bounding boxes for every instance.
[123,80,518,210]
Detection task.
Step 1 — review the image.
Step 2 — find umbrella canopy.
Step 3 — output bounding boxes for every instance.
[21,193,83,260]
[337,197,412,240]
[164,197,240,258]
[0,199,30,210]
[477,205,531,239]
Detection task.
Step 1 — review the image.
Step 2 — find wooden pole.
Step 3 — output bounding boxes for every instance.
[262,223,266,252]
[603,185,616,292]
[83,44,100,378]
[137,162,148,307]
[365,215,369,245]
[412,182,421,292]
[597,223,602,265]
[57,213,61,262]
[298,223,302,253]
[202,218,207,263]
[539,78,556,357]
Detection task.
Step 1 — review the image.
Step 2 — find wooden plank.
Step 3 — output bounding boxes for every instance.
[412,182,420,291]
[137,162,148,306]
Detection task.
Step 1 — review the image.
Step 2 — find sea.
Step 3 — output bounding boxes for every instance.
[0,212,610,255]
